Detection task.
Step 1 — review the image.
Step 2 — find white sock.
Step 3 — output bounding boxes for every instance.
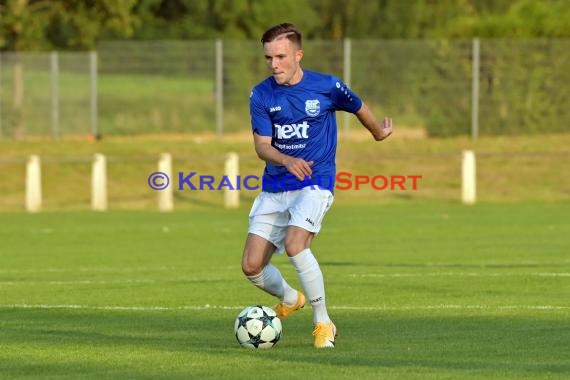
[289,248,331,323]
[247,264,297,305]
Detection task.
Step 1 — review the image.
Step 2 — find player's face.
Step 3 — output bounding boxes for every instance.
[263,37,303,86]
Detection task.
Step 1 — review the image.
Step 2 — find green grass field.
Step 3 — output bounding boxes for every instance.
[1,203,569,379]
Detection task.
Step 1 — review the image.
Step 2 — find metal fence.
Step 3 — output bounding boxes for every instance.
[0,39,568,140]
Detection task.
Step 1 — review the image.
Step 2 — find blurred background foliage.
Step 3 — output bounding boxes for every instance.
[0,0,569,51]
[0,0,568,137]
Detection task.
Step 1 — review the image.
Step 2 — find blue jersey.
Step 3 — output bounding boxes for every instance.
[250,70,362,193]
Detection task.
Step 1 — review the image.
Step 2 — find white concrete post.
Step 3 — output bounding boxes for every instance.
[224,152,239,209]
[91,153,107,211]
[462,150,476,205]
[158,153,173,212]
[25,155,42,213]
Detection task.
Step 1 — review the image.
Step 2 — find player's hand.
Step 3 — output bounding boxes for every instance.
[283,157,314,181]
[378,117,393,141]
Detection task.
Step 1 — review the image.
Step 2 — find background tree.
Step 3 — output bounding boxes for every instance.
[1,0,569,50]
[0,0,138,51]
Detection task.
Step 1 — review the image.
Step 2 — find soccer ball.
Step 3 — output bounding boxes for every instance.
[234,305,282,349]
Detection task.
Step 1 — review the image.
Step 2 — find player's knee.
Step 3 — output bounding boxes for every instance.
[284,239,305,257]
[242,262,263,277]
[241,255,264,277]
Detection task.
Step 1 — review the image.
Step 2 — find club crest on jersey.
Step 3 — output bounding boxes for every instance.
[305,99,320,117]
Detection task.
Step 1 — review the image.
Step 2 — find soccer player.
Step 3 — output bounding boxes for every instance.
[241,23,392,348]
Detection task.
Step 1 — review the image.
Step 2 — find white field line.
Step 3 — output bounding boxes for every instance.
[1,263,569,276]
[350,272,570,278]
[0,266,178,274]
[0,279,156,286]
[0,266,238,275]
[0,304,568,312]
[1,269,568,278]
[0,272,568,287]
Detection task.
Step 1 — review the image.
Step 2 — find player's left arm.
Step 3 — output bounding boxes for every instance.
[355,102,393,141]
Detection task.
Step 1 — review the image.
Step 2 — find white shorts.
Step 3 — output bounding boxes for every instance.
[248,187,334,255]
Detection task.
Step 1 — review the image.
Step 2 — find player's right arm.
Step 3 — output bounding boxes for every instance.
[253,133,313,181]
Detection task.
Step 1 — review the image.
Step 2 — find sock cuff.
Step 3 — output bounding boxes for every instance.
[289,248,318,273]
[247,268,264,286]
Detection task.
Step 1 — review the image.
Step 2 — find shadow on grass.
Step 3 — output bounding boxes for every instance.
[0,308,569,379]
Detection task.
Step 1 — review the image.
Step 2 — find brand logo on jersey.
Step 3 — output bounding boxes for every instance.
[305,99,320,117]
[274,121,310,139]
[269,105,282,113]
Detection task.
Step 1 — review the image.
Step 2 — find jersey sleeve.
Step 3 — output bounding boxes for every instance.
[249,88,273,137]
[330,76,363,114]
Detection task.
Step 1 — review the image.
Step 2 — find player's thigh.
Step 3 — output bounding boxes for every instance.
[248,192,289,254]
[241,233,277,276]
[284,226,314,257]
[288,188,334,233]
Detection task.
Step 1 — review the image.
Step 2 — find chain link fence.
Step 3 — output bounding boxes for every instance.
[0,39,568,139]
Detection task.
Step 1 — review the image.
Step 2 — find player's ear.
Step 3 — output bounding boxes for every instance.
[296,49,304,63]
